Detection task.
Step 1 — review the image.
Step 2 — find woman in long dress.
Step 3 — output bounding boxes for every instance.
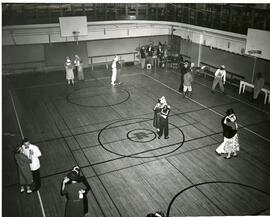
[65,57,74,86]
[77,60,84,81]
[14,146,33,193]
[153,98,162,132]
[216,108,240,159]
[61,172,87,217]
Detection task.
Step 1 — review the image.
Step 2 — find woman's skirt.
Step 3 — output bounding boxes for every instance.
[224,134,240,153]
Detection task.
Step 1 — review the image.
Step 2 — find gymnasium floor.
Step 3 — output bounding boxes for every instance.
[2,64,270,217]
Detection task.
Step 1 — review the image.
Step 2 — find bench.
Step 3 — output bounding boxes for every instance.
[239,80,270,104]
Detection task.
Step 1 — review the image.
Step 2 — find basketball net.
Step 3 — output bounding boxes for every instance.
[72,31,80,45]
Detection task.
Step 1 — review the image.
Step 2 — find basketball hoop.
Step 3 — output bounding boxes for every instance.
[72,31,80,45]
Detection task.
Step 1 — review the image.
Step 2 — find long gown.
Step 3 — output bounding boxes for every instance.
[153,103,162,129]
[62,182,87,217]
[15,152,32,185]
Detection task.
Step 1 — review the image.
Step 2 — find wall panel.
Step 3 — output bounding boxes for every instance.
[86,35,169,57]
[2,44,45,64]
[44,42,88,67]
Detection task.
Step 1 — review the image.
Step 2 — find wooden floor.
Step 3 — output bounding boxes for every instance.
[2,64,270,217]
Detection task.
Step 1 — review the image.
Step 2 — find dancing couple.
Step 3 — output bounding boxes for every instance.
[153,96,171,139]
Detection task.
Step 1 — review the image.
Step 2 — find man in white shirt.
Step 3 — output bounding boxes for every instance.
[21,138,42,191]
[111,55,121,86]
[211,65,226,94]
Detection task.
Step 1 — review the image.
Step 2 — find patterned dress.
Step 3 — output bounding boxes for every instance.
[222,117,240,153]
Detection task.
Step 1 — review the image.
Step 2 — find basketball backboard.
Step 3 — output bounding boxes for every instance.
[245,28,270,60]
[59,16,88,37]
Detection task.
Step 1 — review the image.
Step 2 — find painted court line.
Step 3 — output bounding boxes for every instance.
[13,72,143,90]
[143,74,270,142]
[9,90,47,217]
[193,79,270,115]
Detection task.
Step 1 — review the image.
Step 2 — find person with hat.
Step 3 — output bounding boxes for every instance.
[211,65,226,94]
[14,146,33,194]
[64,56,75,87]
[61,171,87,217]
[21,137,42,191]
[71,166,90,214]
[216,108,240,159]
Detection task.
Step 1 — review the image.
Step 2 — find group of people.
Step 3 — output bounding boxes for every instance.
[64,55,84,86]
[153,96,171,139]
[14,138,42,193]
[61,166,90,217]
[139,41,168,69]
[209,64,264,101]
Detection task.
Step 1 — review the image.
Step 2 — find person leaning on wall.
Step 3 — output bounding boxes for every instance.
[252,72,264,102]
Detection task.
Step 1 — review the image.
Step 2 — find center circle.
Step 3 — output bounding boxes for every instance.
[66,86,130,108]
[127,129,157,143]
[98,117,185,158]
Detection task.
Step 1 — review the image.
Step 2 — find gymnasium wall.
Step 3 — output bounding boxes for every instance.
[2,35,169,74]
[86,35,169,64]
[180,38,270,83]
[44,42,88,67]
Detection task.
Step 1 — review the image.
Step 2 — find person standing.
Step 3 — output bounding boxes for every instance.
[157,97,170,139]
[14,146,33,194]
[157,45,164,68]
[140,46,146,69]
[158,104,170,139]
[111,55,119,86]
[65,57,75,87]
[61,172,87,217]
[146,42,154,66]
[178,61,189,93]
[216,108,240,159]
[211,65,226,94]
[21,138,42,191]
[77,60,84,81]
[71,166,90,214]
[253,72,264,101]
[183,69,193,97]
[74,55,81,79]
[153,98,163,133]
